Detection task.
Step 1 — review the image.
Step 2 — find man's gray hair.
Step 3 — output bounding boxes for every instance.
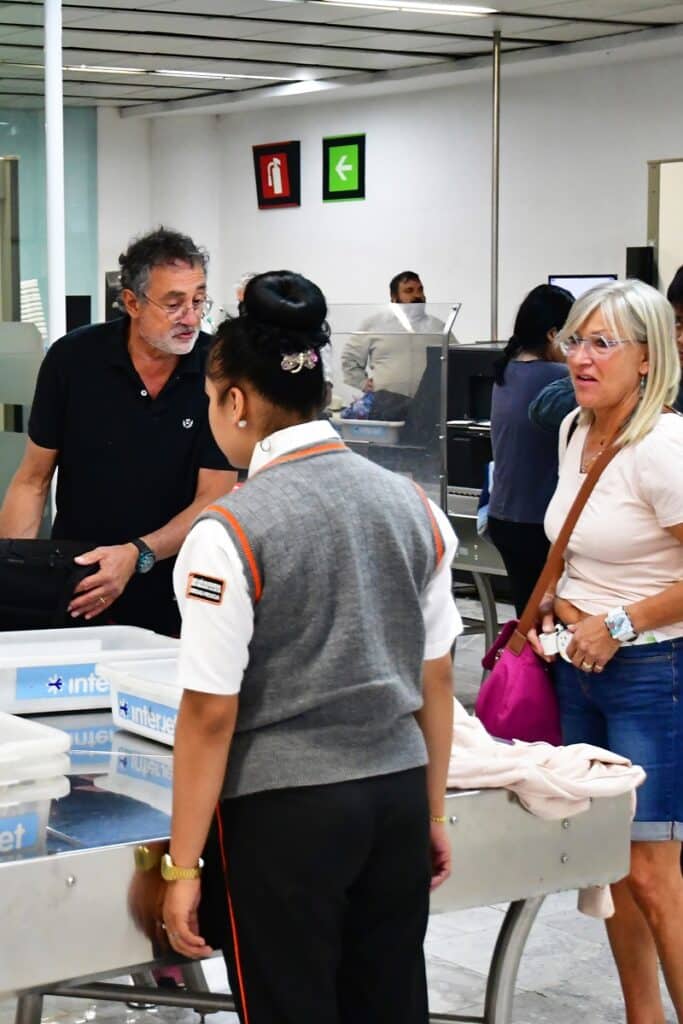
[118,226,208,298]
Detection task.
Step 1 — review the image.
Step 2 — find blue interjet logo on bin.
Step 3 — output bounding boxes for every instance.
[0,813,39,854]
[15,663,109,702]
[117,692,177,740]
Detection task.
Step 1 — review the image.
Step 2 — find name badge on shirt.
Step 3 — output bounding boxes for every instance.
[186,572,225,605]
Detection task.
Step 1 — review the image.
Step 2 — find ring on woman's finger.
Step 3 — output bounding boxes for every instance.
[99,596,106,606]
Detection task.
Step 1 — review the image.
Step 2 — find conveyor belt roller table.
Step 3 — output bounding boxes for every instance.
[1,713,631,1024]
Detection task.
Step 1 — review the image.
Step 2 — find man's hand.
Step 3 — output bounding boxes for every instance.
[429,821,451,891]
[163,879,213,960]
[69,543,139,619]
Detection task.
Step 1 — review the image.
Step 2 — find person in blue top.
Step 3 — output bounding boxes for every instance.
[487,284,574,615]
[530,269,683,430]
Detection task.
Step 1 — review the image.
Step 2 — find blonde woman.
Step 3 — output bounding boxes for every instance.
[532,279,683,1024]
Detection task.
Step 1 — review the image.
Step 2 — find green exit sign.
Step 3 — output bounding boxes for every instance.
[322,134,365,202]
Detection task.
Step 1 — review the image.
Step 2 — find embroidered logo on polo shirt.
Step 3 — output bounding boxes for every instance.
[182,418,194,429]
[186,572,225,605]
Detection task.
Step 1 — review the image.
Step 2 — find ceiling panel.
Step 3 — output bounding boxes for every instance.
[0,0,681,111]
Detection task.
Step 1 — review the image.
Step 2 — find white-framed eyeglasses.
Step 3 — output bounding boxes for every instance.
[558,333,641,358]
[142,292,213,320]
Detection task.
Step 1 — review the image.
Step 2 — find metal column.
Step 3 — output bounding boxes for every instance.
[490,30,501,341]
[44,0,66,345]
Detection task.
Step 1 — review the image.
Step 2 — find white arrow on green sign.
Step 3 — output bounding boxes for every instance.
[323,134,365,202]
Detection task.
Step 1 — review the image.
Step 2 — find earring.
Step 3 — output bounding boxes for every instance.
[237,419,247,429]
[639,375,647,395]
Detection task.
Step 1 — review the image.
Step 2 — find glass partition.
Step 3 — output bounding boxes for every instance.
[214,301,460,507]
[0,108,98,331]
[323,302,460,505]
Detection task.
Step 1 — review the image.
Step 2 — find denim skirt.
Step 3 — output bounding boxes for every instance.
[554,638,683,841]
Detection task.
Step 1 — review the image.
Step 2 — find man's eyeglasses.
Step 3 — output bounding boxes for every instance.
[142,293,213,320]
[558,333,640,358]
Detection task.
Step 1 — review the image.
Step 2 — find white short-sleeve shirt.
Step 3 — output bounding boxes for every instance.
[545,412,683,639]
[173,421,462,696]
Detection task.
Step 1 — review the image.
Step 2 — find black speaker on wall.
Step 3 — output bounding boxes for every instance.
[65,295,92,332]
[626,246,656,285]
[104,271,121,320]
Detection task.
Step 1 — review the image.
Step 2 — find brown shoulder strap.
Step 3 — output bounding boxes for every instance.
[508,433,621,654]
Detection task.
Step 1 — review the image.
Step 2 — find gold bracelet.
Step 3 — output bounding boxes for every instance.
[430,815,448,824]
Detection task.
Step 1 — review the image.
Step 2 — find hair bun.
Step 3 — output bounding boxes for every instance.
[243,271,327,332]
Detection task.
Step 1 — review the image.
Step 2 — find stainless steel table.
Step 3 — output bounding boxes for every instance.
[448,485,506,654]
[1,712,631,1024]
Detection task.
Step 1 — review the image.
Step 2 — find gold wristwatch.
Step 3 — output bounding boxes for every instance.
[160,852,204,881]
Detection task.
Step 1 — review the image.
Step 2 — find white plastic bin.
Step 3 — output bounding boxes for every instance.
[0,776,70,860]
[0,713,72,859]
[98,657,180,747]
[0,626,180,714]
[331,417,405,444]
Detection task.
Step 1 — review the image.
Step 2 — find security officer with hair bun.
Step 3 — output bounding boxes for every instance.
[161,270,462,1024]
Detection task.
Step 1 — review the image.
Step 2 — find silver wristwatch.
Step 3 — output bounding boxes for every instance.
[604,606,638,643]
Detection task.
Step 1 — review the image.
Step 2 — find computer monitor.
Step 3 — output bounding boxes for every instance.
[548,274,617,298]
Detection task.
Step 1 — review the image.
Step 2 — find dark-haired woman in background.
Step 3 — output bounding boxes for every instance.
[160,271,462,1023]
[487,284,574,615]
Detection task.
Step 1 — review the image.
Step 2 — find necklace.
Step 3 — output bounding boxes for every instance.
[580,431,607,473]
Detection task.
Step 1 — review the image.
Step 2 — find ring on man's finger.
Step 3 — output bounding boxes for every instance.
[581,661,593,672]
[594,664,604,673]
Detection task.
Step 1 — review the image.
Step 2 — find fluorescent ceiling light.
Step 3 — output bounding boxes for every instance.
[63,64,143,74]
[156,68,292,82]
[278,80,334,94]
[278,0,496,12]
[1,58,298,86]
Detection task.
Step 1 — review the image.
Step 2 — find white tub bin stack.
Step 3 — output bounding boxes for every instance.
[0,713,71,860]
[0,626,180,714]
[97,657,181,747]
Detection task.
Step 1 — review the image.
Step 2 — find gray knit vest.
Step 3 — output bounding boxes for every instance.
[196,440,445,798]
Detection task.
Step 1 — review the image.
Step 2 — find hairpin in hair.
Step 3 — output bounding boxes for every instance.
[281,350,319,374]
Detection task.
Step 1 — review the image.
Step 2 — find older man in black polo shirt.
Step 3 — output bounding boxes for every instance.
[0,227,237,636]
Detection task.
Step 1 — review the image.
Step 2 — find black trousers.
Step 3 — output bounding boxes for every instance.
[487,516,550,618]
[199,767,431,1024]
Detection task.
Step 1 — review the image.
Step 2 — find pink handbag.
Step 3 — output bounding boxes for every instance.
[475,434,620,744]
[477,620,561,744]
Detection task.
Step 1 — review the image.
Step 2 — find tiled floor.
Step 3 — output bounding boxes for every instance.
[0,597,676,1023]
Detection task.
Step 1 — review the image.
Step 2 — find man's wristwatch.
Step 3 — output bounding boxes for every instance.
[130,538,156,575]
[160,853,204,882]
[604,606,638,643]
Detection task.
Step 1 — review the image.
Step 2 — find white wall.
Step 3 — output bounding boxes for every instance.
[97,51,683,341]
[96,109,224,318]
[97,108,151,320]
[658,160,683,292]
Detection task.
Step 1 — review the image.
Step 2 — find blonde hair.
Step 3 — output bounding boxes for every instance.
[555,278,680,446]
